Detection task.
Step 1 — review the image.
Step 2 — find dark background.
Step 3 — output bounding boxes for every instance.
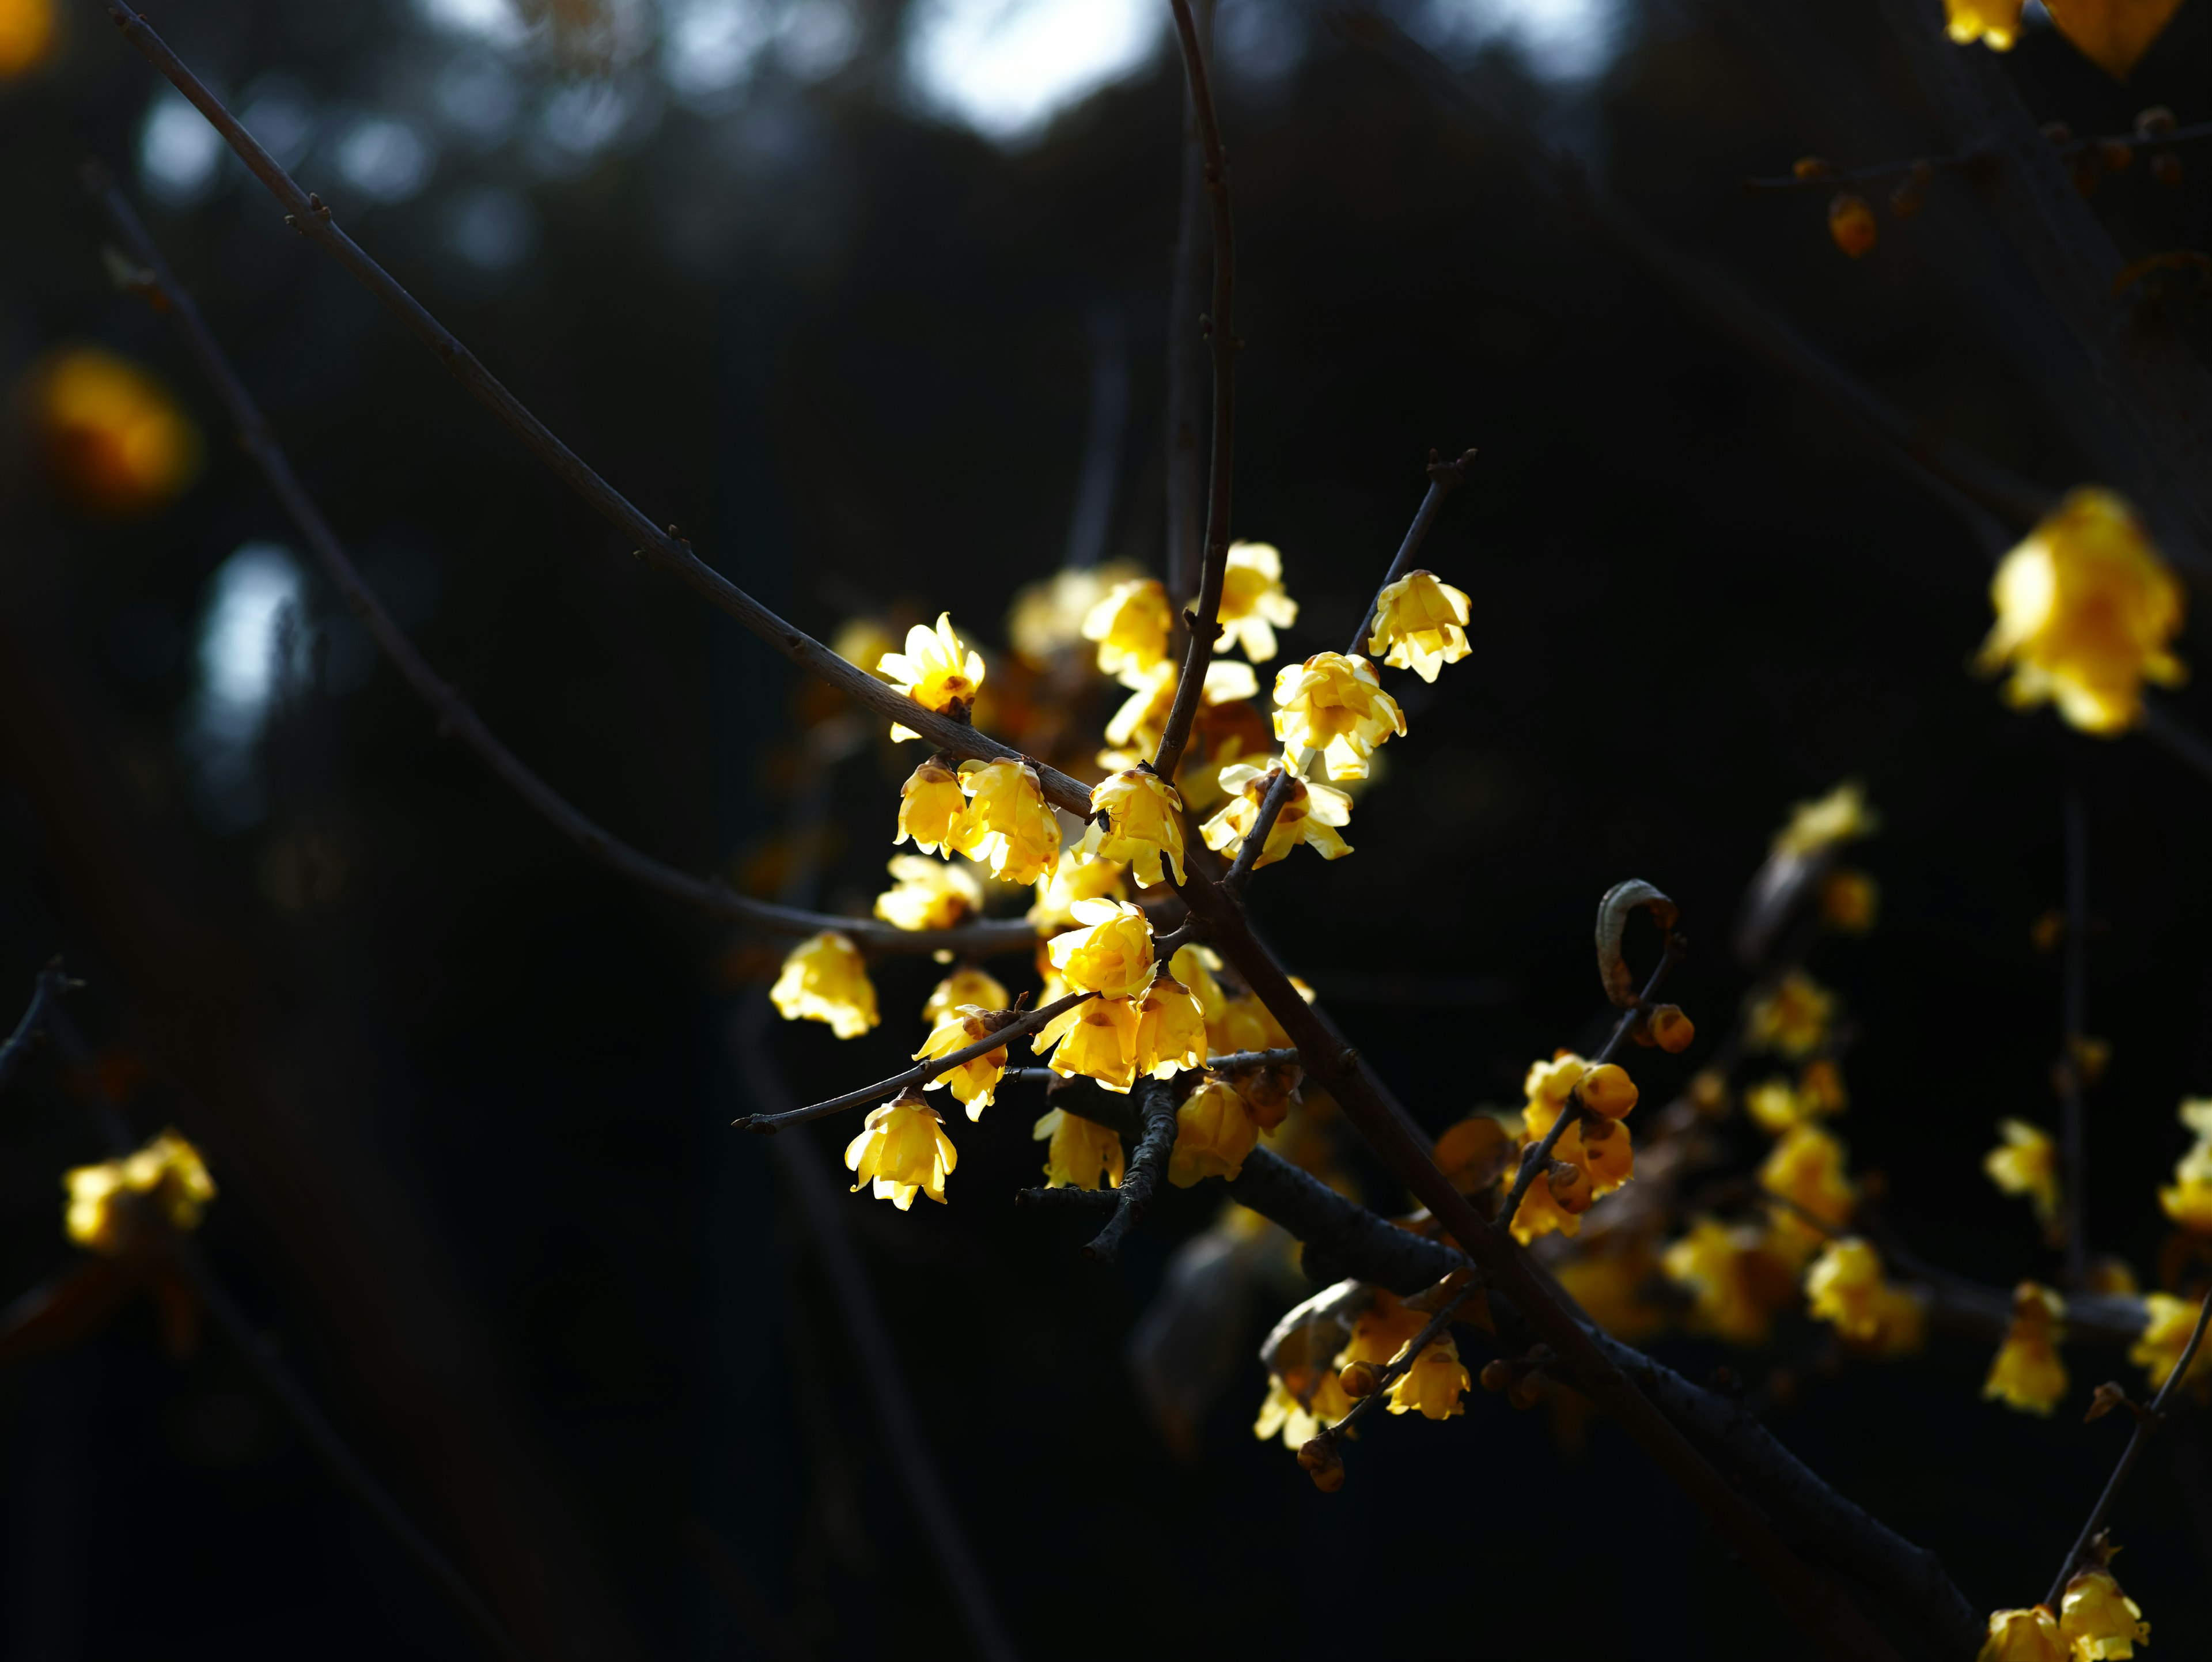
[3,0,2212,1656]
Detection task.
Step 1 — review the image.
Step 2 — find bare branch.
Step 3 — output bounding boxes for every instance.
[1164,0,1215,603]
[2059,789,2090,1284]
[1071,1077,1180,1262]
[0,958,77,1098]
[1741,119,2212,194]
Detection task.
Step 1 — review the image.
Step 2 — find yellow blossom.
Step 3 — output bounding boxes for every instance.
[1978,489,2184,736]
[1134,975,1208,1079]
[1773,779,1880,859]
[1208,992,1293,1062]
[1800,1058,1848,1114]
[893,760,968,856]
[1086,767,1187,888]
[1103,658,1258,757]
[770,931,880,1038]
[1272,653,1406,782]
[845,1091,956,1209]
[1032,995,1140,1092]
[2158,1098,2212,1232]
[63,1130,216,1254]
[1866,1284,1929,1357]
[1747,970,1835,1059]
[1985,1282,2068,1415]
[1762,1122,1855,1252]
[1199,762,1352,869]
[1342,1292,1429,1365]
[1367,569,1471,683]
[1173,696,1272,813]
[1978,1607,2063,1662]
[1172,943,1230,1025]
[0,0,58,78]
[1168,1078,1260,1186]
[1506,1165,1586,1245]
[1214,540,1300,662]
[832,616,897,673]
[2130,1293,2212,1392]
[874,855,985,933]
[922,966,1009,1025]
[1945,0,2022,47]
[1663,1218,1799,1345]
[1746,1077,1811,1136]
[1985,1119,2061,1228]
[1028,847,1128,932]
[1804,1237,1887,1342]
[877,612,985,741]
[1032,1105,1124,1190]
[1046,898,1155,998]
[2060,1569,2149,1660]
[1554,1242,1666,1341]
[1433,1115,1514,1195]
[1081,578,1173,682]
[1253,1367,1353,1449]
[949,758,1059,884]
[1387,1332,1469,1420]
[913,1008,1008,1119]
[1006,562,1143,665]
[26,345,203,516]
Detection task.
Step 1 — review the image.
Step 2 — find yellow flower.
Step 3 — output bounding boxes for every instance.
[1168,1078,1260,1186]
[832,616,897,673]
[874,855,986,933]
[1433,1115,1514,1195]
[1271,653,1405,782]
[877,612,985,741]
[2130,1293,2212,1392]
[922,966,1009,1025]
[1172,943,1230,1027]
[1747,970,1835,1059]
[1662,1218,1799,1345]
[1800,1058,1849,1114]
[1386,1332,1469,1420]
[1746,1077,1810,1136]
[25,345,203,516]
[1366,569,1471,683]
[952,758,1060,884]
[1821,870,1880,932]
[1978,1607,2064,1662]
[1028,847,1129,932]
[845,1091,956,1209]
[1986,1119,2061,1227]
[1086,767,1187,888]
[1103,658,1258,757]
[0,0,58,78]
[1253,1367,1353,1449]
[1081,578,1173,682]
[1554,1242,1666,1341]
[1772,780,1881,859]
[1134,975,1208,1079]
[893,760,968,856]
[1173,696,1272,814]
[1945,0,2023,49]
[1208,992,1293,1062]
[1032,1106,1124,1190]
[1985,1282,2068,1415]
[2159,1098,2212,1232]
[1506,1165,1586,1245]
[1046,898,1155,998]
[1213,540,1300,662]
[1978,489,2184,736]
[1199,762,1352,869]
[770,931,880,1038]
[63,1130,216,1254]
[1032,995,1140,1092]
[2059,1569,2149,1660]
[1006,561,1144,666]
[913,1008,1009,1119]
[1866,1284,1929,1357]
[1762,1123,1855,1252]
[1804,1237,1887,1342]
[1342,1291,1429,1366]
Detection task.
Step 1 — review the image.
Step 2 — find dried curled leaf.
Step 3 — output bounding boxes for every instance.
[1596,879,1679,1009]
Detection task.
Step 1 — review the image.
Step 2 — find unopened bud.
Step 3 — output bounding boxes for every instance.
[1296,1436,1345,1492]
[2135,105,2176,138]
[1547,1160,1594,1213]
[1338,1360,1382,1399]
[1827,192,1877,259]
[1647,1005,1695,1054]
[1507,1376,1544,1411]
[1479,1359,1513,1393]
[1792,156,1835,181]
[1577,1061,1639,1118]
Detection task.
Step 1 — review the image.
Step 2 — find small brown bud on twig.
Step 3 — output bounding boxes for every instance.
[2085,1381,2131,1422]
[1479,1359,1513,1393]
[1339,1360,1381,1398]
[1296,1436,1344,1493]
[2135,105,2176,138]
[1792,156,1835,180]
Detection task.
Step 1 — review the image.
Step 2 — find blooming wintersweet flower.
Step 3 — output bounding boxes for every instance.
[1213,541,1299,663]
[1772,779,1880,859]
[1985,1282,2067,1415]
[63,1130,217,1254]
[1032,995,1139,1091]
[1985,1119,2061,1228]
[2158,1097,2212,1232]
[1104,658,1259,759]
[770,931,880,1038]
[1028,847,1128,932]
[1253,1368,1353,1450]
[1133,974,1208,1079]
[845,1090,956,1209]
[2059,1569,2149,1660]
[1746,969,1835,1059]
[1081,578,1173,682]
[1272,653,1405,782]
[1762,1122,1855,1252]
[1086,767,1187,888]
[1804,1237,1887,1342]
[874,855,986,933]
[1168,1078,1261,1186]
[1199,762,1352,869]
[1033,1105,1125,1190]
[913,1008,1009,1119]
[1006,561,1144,665]
[1047,898,1155,998]
[923,965,1009,1025]
[1367,569,1471,683]
[1386,1333,1469,1421]
[1663,1218,1798,1345]
[1978,489,2184,736]
[894,760,968,856]
[877,612,985,741]
[2130,1292,2212,1392]
[1171,943,1230,1027]
[1341,1292,1429,1366]
[1977,1607,2063,1662]
[952,758,1060,884]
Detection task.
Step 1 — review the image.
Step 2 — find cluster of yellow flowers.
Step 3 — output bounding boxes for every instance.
[1979,1565,2150,1661]
[64,1130,217,1254]
[1986,1282,2070,1415]
[891,755,1061,885]
[2158,1097,2212,1231]
[1254,1286,1475,1456]
[1986,1119,2062,1230]
[1802,1237,1926,1354]
[1501,1051,1642,1246]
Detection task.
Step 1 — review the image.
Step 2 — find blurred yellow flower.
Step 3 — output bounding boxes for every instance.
[1820,870,1880,933]
[1168,1077,1260,1186]
[1032,995,1139,1092]
[1171,942,1229,1027]
[1554,1241,1666,1341]
[1028,847,1128,932]
[2059,1569,2149,1660]
[1133,975,1207,1080]
[1746,970,1835,1059]
[1772,779,1880,859]
[1032,1105,1124,1190]
[1213,541,1300,662]
[1104,658,1257,758]
[953,758,1060,885]
[1086,767,1187,888]
[877,613,984,741]
[1366,569,1471,683]
[1046,898,1154,998]
[1985,1119,2061,1227]
[25,346,202,516]
[922,965,1008,1025]
[1762,1122,1855,1252]
[64,1130,215,1254]
[1977,1606,2063,1662]
[1386,1333,1468,1420]
[1945,0,2022,48]
[1433,1114,1514,1195]
[1804,1237,1886,1342]
[894,760,968,856]
[1662,1218,1798,1345]
[914,1008,1008,1119]
[1007,562,1143,665]
[0,0,56,77]
[1272,653,1405,782]
[2159,1098,2212,1232]
[831,616,897,673]
[1253,1367,1353,1449]
[1081,578,1173,682]
[874,854,985,932]
[1978,489,2184,736]
[845,1091,956,1209]
[1341,1292,1428,1365]
[1199,762,1351,869]
[770,932,879,1038]
[1985,1282,2067,1415]
[2130,1293,2212,1392]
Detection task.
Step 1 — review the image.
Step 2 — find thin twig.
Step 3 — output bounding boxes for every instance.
[1319,1278,1484,1444]
[1164,0,1215,603]
[1206,1047,1301,1072]
[89,5,1094,819]
[0,959,77,1098]
[1078,1077,1179,1262]
[81,161,1033,959]
[1741,119,2212,193]
[2059,787,2089,1284]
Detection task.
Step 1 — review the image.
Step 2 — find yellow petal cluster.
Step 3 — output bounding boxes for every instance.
[770,931,880,1038]
[1213,541,1299,663]
[1086,767,1187,888]
[1762,1122,1855,1254]
[845,1092,956,1209]
[1271,653,1405,782]
[2159,1097,2212,1232]
[1047,898,1155,998]
[1985,1119,2061,1227]
[877,612,984,742]
[1032,1106,1124,1190]
[894,760,968,856]
[1253,1366,1353,1450]
[2060,1569,2149,1659]
[1028,847,1128,932]
[913,1008,1008,1119]
[952,758,1060,884]
[1772,779,1880,858]
[874,855,985,933]
[923,965,1009,1025]
[0,0,58,79]
[1081,578,1173,681]
[1503,1053,1639,1245]
[1366,569,1471,683]
[1985,1282,2068,1414]
[24,346,203,516]
[1554,1241,1666,1341]
[1945,0,2022,48]
[1006,561,1144,666]
[1032,996,1139,1091]
[64,1130,217,1254]
[1199,762,1351,869]
[1103,658,1258,758]
[1134,975,1208,1079]
[1978,489,2184,736]
[1662,1219,1800,1345]
[2130,1292,2211,1392]
[1978,1607,2063,1662]
[1804,1237,1885,1342]
[1168,1078,1260,1186]
[1385,1332,1468,1420]
[1745,969,1835,1059]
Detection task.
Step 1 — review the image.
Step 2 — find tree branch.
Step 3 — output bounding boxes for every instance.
[2059,788,2090,1284]
[1164,0,1215,604]
[1740,117,2212,194]
[1078,1077,1180,1262]
[0,959,76,1099]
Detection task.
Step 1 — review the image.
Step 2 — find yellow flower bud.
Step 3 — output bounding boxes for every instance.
[1365,569,1471,683]
[1828,191,1877,258]
[1643,1004,1695,1053]
[1338,1360,1381,1398]
[1031,1105,1124,1190]
[1213,540,1299,663]
[1945,0,2021,49]
[1576,1062,1638,1119]
[844,1090,957,1209]
[23,346,203,516]
[1086,767,1187,888]
[1271,652,1405,782]
[893,760,968,856]
[1820,869,1879,932]
[1167,1077,1259,1186]
[876,612,984,742]
[63,1130,216,1255]
[2059,1568,2149,1659]
[922,966,1009,1026]
[770,931,880,1038]
[1296,1435,1346,1492]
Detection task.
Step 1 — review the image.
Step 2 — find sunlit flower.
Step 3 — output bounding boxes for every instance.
[1772,779,1880,859]
[877,612,985,741]
[1172,943,1230,1027]
[1175,696,1273,814]
[1945,0,2022,49]
[1081,578,1173,682]
[1007,562,1143,666]
[25,345,203,516]
[1134,974,1208,1079]
[1086,767,1187,888]
[1663,1218,1798,1345]
[1977,1607,2063,1662]
[2130,1293,2212,1393]
[1102,657,1259,760]
[1367,569,1471,683]
[1506,1164,1586,1245]
[1199,762,1352,869]
[1047,898,1155,998]
[874,855,986,932]
[1985,1282,2067,1415]
[0,0,57,78]
[1032,995,1139,1092]
[1746,970,1835,1059]
[1762,1122,1855,1252]
[1978,489,2184,736]
[1272,653,1406,782]
[953,758,1060,884]
[2159,1098,2212,1232]
[1341,1292,1429,1366]
[1028,847,1129,932]
[1804,1237,1887,1342]
[1033,1105,1124,1190]
[1213,541,1299,663]
[845,1090,956,1209]
[923,965,1009,1026]
[1253,1368,1353,1450]
[770,931,880,1038]
[2060,1569,2149,1660]
[1387,1332,1469,1421]
[63,1129,216,1254]
[1169,1078,1260,1186]
[894,760,968,856]
[914,1008,1009,1119]
[1985,1119,2061,1228]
